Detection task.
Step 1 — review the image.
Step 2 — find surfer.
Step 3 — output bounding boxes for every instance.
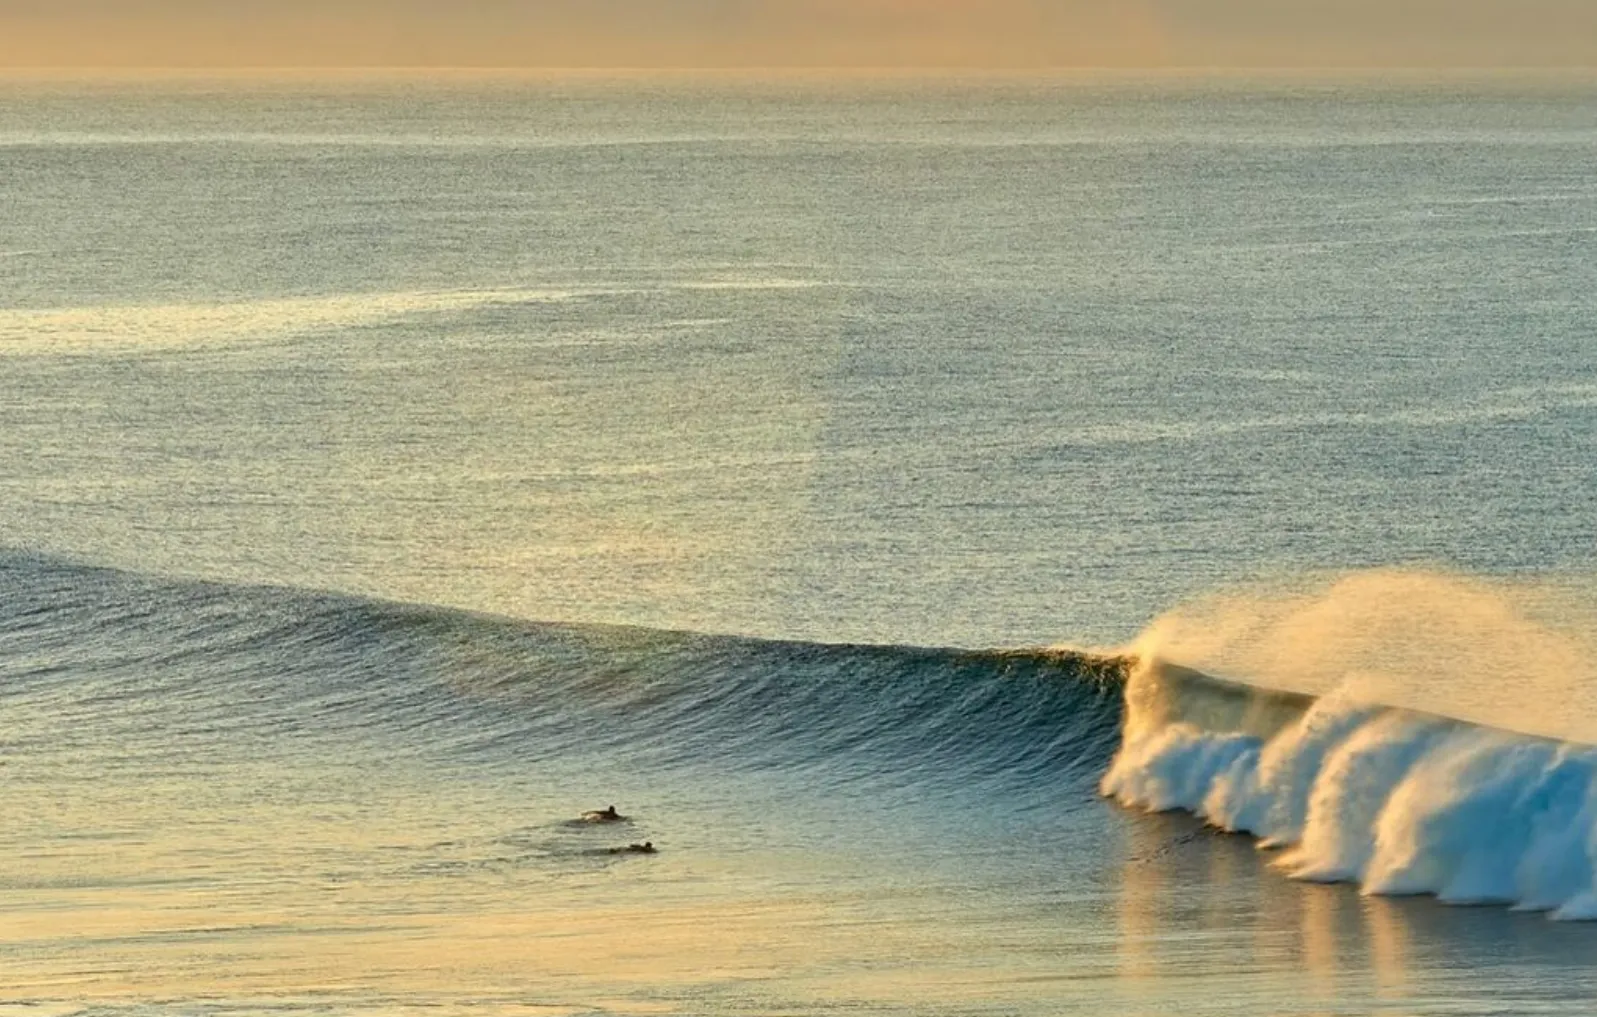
[610,841,655,854]
[581,805,626,822]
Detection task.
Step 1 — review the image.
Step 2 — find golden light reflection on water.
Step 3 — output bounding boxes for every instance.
[9,771,1115,1012]
[4,768,1587,1016]
[1293,879,1417,1008]
[3,837,855,1004]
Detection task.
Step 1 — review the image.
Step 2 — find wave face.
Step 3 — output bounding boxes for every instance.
[0,551,1126,806]
[1101,655,1597,920]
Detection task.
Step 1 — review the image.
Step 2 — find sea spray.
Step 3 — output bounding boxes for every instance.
[1127,569,1597,743]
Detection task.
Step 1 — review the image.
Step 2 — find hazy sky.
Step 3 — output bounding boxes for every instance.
[3,1,1596,69]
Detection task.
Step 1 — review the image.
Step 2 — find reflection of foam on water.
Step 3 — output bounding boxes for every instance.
[1103,569,1597,919]
[1364,896,1413,1001]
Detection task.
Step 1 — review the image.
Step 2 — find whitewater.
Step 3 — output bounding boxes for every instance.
[1103,571,1597,920]
[4,72,1597,1015]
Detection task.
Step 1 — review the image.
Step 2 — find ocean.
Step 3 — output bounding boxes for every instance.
[3,71,1597,1015]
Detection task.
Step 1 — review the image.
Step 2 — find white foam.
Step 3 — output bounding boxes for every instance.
[1102,652,1597,918]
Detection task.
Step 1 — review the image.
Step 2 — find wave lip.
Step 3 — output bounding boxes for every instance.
[1102,657,1597,920]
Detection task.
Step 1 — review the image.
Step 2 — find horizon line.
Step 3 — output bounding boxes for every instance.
[3,63,1596,77]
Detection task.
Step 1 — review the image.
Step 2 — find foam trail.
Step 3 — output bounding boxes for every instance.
[1102,655,1597,919]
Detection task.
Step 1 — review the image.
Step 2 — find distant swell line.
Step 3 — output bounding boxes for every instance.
[0,277,834,355]
[0,289,577,355]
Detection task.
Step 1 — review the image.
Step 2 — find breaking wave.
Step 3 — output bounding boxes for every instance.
[12,552,1597,920]
[1103,571,1597,920]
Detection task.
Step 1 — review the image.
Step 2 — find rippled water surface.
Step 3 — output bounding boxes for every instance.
[3,73,1597,1015]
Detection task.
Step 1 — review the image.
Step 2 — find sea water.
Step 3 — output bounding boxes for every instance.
[3,71,1597,1015]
